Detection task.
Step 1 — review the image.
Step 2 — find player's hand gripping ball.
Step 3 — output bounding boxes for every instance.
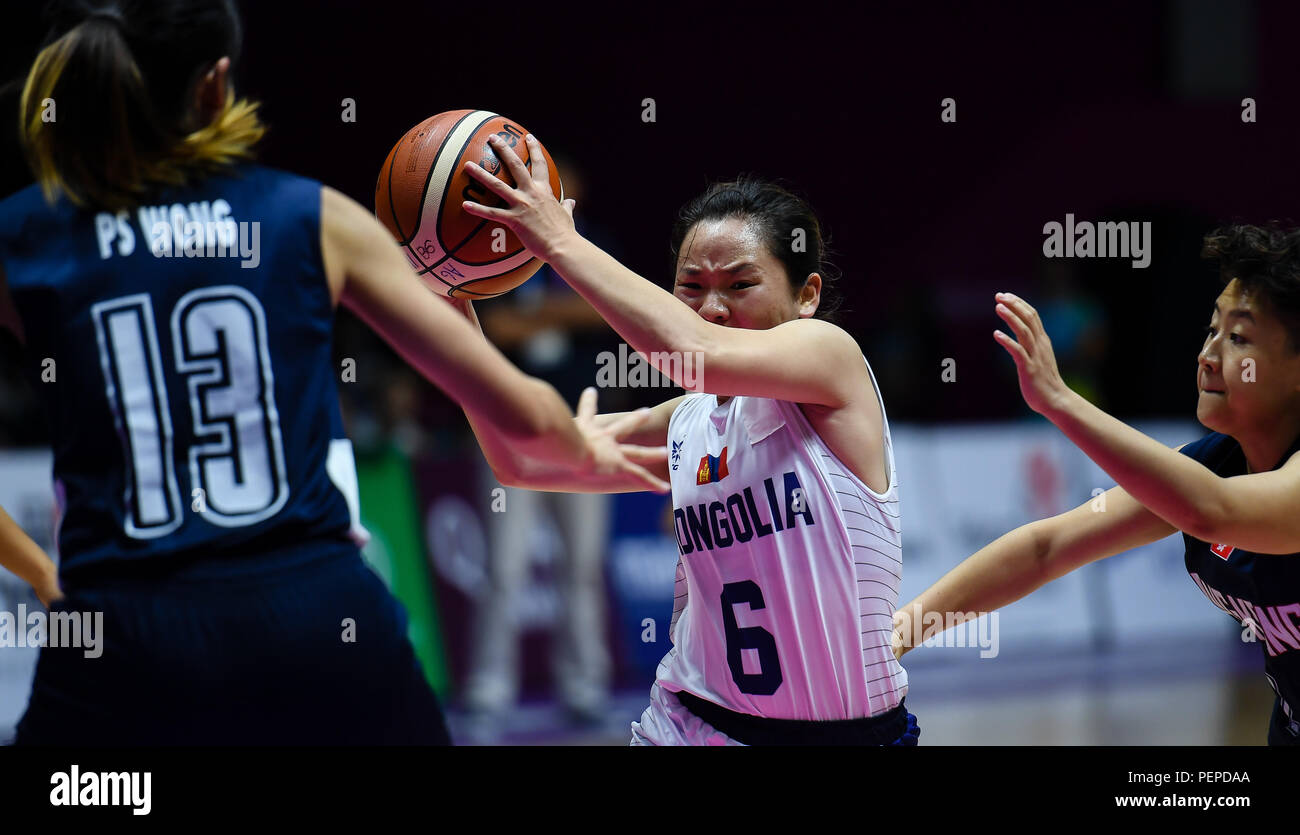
[460,133,577,263]
[374,110,563,299]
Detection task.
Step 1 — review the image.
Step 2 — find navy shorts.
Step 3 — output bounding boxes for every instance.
[14,545,450,746]
[1268,696,1300,747]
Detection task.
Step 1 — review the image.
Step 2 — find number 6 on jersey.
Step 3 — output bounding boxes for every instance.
[721,580,784,696]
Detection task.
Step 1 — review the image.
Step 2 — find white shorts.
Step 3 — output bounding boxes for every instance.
[629,683,746,746]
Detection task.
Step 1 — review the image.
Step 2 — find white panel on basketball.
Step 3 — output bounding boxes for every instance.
[410,110,536,282]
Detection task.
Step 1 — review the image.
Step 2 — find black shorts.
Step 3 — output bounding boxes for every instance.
[14,546,449,746]
[675,690,919,745]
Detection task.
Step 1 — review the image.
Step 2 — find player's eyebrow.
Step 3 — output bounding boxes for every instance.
[1212,302,1256,323]
[678,262,754,276]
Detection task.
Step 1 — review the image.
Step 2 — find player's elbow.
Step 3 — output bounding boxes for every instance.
[1169,490,1225,543]
[1024,518,1057,584]
[484,455,524,490]
[1027,511,1098,587]
[1182,508,1224,545]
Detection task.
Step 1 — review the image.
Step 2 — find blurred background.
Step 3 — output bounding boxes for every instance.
[0,0,1294,744]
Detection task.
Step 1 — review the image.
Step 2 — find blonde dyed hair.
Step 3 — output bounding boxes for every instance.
[19,20,265,212]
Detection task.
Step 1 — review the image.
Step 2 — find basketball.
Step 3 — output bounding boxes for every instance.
[374,109,562,299]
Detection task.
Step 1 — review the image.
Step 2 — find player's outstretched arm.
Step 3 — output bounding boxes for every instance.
[503,390,679,492]
[0,506,61,608]
[461,135,866,408]
[319,185,668,494]
[893,485,1177,660]
[441,296,676,493]
[994,291,1300,554]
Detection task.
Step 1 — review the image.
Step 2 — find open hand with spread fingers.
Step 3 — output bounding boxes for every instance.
[993,292,1073,417]
[461,133,578,262]
[573,387,671,493]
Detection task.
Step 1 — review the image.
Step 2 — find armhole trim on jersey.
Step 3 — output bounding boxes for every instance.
[782,398,894,504]
[862,356,896,492]
[306,181,336,319]
[782,358,896,502]
[326,438,371,547]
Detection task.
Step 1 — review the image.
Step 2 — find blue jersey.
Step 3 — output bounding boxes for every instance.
[0,164,363,580]
[1179,432,1300,733]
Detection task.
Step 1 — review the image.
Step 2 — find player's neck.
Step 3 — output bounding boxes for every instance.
[1233,419,1300,474]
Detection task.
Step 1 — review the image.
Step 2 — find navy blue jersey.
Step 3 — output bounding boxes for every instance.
[1179,431,1300,734]
[0,164,362,580]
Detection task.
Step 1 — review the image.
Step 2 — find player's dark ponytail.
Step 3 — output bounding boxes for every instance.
[670,176,844,323]
[19,1,265,211]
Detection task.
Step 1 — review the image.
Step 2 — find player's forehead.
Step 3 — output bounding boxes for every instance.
[1212,278,1265,322]
[676,216,777,274]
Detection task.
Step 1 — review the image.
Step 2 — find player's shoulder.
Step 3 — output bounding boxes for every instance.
[319,183,383,252]
[319,182,360,214]
[0,184,76,265]
[768,318,866,380]
[773,316,857,346]
[0,184,61,235]
[0,183,48,217]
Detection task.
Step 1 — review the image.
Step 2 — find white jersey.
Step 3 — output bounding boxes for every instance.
[655,360,906,721]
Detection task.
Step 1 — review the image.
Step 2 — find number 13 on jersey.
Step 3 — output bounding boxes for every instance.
[91,287,289,538]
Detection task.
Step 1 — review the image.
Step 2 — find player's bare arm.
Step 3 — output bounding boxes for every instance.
[438,292,672,493]
[590,394,684,448]
[894,483,1178,660]
[483,392,681,493]
[319,185,668,493]
[0,506,61,608]
[461,135,868,408]
[503,390,675,492]
[995,290,1300,554]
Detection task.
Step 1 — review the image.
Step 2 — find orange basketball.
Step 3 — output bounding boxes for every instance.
[374,110,562,298]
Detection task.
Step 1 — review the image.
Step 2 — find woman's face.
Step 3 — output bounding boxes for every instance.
[1197,278,1300,437]
[672,216,819,330]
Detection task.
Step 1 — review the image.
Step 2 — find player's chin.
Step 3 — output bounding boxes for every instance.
[1195,394,1230,431]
